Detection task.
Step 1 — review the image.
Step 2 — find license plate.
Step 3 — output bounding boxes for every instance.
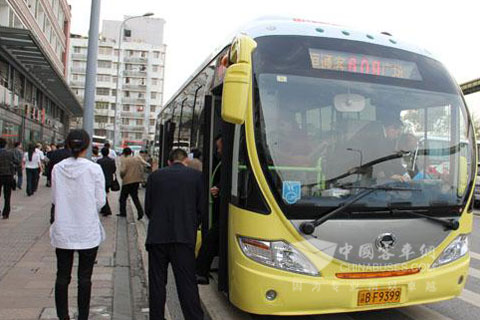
[357,288,402,306]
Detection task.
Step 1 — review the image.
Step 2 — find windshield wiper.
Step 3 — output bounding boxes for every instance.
[390,208,459,231]
[302,150,412,189]
[326,151,412,185]
[299,184,420,235]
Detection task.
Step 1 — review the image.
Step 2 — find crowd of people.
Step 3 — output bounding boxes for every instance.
[0,129,220,320]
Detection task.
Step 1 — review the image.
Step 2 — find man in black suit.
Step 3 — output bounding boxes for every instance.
[97,147,116,216]
[145,148,204,320]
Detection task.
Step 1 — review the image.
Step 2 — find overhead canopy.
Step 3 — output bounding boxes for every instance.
[460,78,480,96]
[0,26,83,116]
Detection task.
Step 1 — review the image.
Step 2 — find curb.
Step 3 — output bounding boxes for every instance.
[130,198,173,320]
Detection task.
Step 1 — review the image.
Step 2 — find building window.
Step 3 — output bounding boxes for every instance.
[150,105,156,112]
[95,101,109,109]
[94,115,108,123]
[136,119,143,126]
[135,133,142,139]
[111,103,116,110]
[151,92,157,99]
[152,65,159,72]
[99,46,112,55]
[97,74,111,82]
[153,51,160,58]
[73,46,81,53]
[150,119,155,126]
[96,88,110,96]
[152,78,158,85]
[122,118,129,125]
[97,60,112,68]
[123,105,129,111]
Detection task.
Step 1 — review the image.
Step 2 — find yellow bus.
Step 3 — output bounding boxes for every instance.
[156,17,476,315]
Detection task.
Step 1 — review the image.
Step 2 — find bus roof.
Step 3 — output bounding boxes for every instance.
[162,17,436,112]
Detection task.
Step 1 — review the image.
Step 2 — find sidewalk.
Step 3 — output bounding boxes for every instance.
[0,179,131,320]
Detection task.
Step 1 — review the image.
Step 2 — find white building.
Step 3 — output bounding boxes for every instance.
[0,0,81,145]
[68,17,166,149]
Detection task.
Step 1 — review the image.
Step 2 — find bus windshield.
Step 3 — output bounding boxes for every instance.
[252,36,475,219]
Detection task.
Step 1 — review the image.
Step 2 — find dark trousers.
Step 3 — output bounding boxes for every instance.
[0,175,12,218]
[55,247,98,320]
[100,187,111,215]
[119,183,143,217]
[16,167,23,188]
[196,224,219,277]
[148,243,203,320]
[26,168,39,196]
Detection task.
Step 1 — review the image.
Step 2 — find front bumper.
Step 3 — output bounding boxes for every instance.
[229,254,469,315]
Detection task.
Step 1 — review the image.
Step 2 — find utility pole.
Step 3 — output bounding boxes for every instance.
[83,0,101,158]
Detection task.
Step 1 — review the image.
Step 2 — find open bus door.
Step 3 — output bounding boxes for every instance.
[160,120,176,167]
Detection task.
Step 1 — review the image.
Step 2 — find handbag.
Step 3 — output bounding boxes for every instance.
[111,174,120,192]
[10,176,16,191]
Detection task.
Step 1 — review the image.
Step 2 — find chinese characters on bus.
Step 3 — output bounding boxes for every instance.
[309,49,422,81]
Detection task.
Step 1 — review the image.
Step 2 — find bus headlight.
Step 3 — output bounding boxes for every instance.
[238,236,319,276]
[431,234,469,268]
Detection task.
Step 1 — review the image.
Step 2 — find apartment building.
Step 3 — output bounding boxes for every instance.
[68,17,166,149]
[0,0,81,145]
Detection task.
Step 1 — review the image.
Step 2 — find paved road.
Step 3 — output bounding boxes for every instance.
[249,212,480,320]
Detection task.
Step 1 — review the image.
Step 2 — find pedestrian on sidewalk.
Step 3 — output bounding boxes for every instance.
[91,145,100,162]
[24,143,42,196]
[45,143,56,187]
[145,148,204,320]
[46,143,71,224]
[118,147,145,220]
[12,142,23,190]
[50,129,106,320]
[97,147,116,216]
[0,138,19,219]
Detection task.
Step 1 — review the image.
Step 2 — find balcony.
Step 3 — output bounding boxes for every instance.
[95,109,114,117]
[71,66,86,73]
[122,84,146,91]
[123,70,147,77]
[94,122,114,130]
[97,67,113,74]
[96,95,115,102]
[120,125,145,132]
[69,80,85,87]
[121,111,144,118]
[124,56,148,64]
[122,97,146,104]
[71,53,87,60]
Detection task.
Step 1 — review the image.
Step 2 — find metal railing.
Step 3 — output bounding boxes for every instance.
[124,56,148,63]
[71,67,86,73]
[121,97,146,104]
[71,53,87,60]
[121,111,144,118]
[119,125,145,132]
[123,84,147,91]
[123,70,147,77]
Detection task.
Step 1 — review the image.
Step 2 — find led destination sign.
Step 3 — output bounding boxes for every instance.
[309,49,422,81]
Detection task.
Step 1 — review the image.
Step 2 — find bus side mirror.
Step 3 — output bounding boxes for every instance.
[221,63,251,124]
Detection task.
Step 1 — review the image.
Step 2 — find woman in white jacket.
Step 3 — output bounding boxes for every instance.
[50,129,106,320]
